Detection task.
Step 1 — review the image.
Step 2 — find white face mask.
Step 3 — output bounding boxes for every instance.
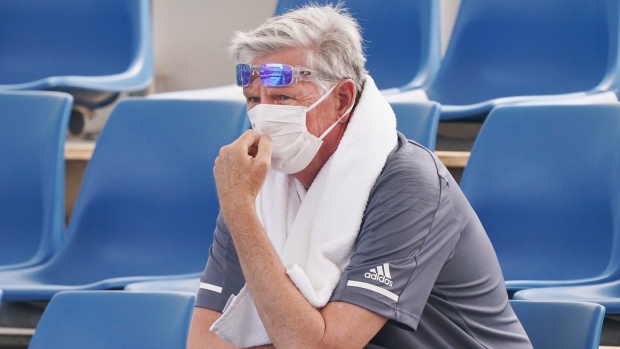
[248,84,354,174]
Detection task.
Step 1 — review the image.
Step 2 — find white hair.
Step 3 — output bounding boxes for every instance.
[228,4,367,93]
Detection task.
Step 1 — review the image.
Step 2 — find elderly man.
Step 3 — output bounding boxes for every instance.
[188,5,532,349]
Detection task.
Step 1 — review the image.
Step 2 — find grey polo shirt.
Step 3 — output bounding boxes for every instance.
[196,132,532,349]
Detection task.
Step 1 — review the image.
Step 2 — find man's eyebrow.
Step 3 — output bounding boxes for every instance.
[265,86,295,94]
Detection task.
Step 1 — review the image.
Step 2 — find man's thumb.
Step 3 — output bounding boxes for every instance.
[255,134,272,166]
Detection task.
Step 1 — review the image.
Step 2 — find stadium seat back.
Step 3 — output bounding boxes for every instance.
[35,99,248,285]
[28,291,195,349]
[0,91,71,269]
[391,101,440,150]
[460,104,620,289]
[0,0,153,108]
[426,0,617,105]
[510,300,605,349]
[275,0,441,90]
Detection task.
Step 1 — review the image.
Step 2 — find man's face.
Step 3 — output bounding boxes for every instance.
[242,48,340,142]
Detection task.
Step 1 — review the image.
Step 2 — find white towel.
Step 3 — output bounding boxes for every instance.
[211,76,397,347]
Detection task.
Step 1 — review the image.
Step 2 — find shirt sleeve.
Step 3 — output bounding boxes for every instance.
[195,212,245,311]
[329,151,462,331]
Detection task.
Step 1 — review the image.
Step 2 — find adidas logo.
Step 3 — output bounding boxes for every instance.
[364,263,393,287]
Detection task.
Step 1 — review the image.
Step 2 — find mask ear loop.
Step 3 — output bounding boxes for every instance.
[318,101,355,140]
[305,83,338,112]
[305,80,355,140]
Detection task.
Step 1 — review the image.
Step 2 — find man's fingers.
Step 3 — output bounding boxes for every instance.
[254,134,272,166]
[235,129,262,154]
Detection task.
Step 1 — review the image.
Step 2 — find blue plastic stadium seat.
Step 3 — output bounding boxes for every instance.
[510,300,605,349]
[0,98,249,301]
[28,291,195,349]
[459,104,620,293]
[276,0,440,90]
[0,0,153,110]
[514,279,620,315]
[151,0,440,99]
[0,91,72,271]
[125,277,200,294]
[385,0,620,120]
[391,101,440,150]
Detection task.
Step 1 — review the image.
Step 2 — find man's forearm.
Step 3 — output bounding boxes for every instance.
[221,201,326,349]
[188,307,277,349]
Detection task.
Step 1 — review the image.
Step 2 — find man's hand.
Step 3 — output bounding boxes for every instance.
[214,130,272,215]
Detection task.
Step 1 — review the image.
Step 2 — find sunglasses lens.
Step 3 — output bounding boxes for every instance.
[260,64,293,86]
[236,64,252,86]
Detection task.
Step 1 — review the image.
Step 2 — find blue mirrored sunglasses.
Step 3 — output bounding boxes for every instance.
[236,63,331,87]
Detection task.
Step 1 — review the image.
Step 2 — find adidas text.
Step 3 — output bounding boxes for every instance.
[364,263,393,287]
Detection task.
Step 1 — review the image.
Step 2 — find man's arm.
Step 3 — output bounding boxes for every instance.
[211,131,387,349]
[187,308,238,349]
[187,308,275,349]
[187,304,383,349]
[223,205,386,349]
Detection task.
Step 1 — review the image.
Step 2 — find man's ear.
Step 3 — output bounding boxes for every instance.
[335,79,356,123]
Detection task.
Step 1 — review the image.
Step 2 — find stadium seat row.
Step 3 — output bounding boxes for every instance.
[0,290,603,349]
[1,0,619,347]
[0,90,440,295]
[2,0,620,126]
[154,0,620,122]
[0,90,616,349]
